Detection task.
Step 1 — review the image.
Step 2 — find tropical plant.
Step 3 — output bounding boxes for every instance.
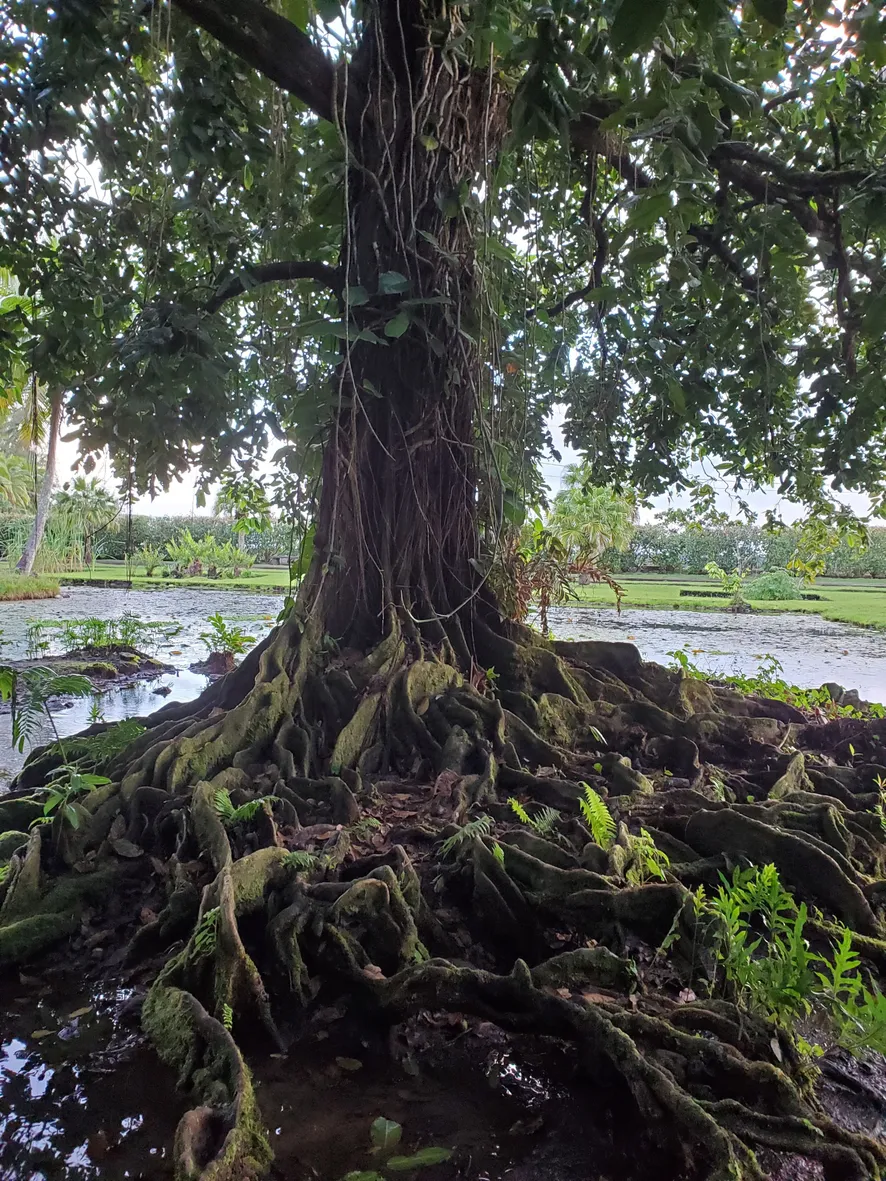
[0,453,31,509]
[35,765,111,832]
[199,613,255,658]
[746,569,803,601]
[578,784,615,850]
[508,797,561,838]
[137,544,166,576]
[213,788,278,827]
[703,561,747,608]
[625,829,670,885]
[53,477,121,567]
[547,468,637,563]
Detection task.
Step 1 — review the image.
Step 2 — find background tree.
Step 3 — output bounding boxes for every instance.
[52,476,121,567]
[3,5,886,1180]
[547,466,637,563]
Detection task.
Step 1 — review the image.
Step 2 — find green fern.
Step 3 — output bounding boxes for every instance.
[221,1003,234,1031]
[283,850,321,873]
[578,784,615,849]
[194,907,220,954]
[214,788,277,827]
[533,806,561,836]
[0,863,10,885]
[508,797,532,825]
[439,813,494,858]
[491,840,505,865]
[508,797,561,838]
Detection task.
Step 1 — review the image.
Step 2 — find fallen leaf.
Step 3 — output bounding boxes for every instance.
[67,1006,93,1020]
[678,988,697,1004]
[582,992,611,1005]
[139,907,158,926]
[31,1029,53,1039]
[556,987,571,998]
[111,838,143,859]
[770,1035,783,1063]
[362,963,385,980]
[335,1057,363,1072]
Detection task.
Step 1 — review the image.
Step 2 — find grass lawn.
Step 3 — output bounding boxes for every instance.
[0,574,61,601]
[572,575,886,629]
[60,561,291,592]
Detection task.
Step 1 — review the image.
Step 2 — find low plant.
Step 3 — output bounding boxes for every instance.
[703,561,747,608]
[199,613,255,657]
[507,797,561,837]
[625,828,670,884]
[578,783,615,849]
[26,614,179,656]
[695,864,886,1051]
[213,788,278,826]
[136,544,166,576]
[165,528,257,579]
[33,765,111,831]
[439,813,495,858]
[746,569,803,601]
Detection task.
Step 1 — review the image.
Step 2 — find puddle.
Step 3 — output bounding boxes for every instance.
[547,605,886,704]
[252,1015,671,1181]
[0,978,183,1180]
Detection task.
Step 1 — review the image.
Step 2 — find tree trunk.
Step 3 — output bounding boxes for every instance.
[16,391,62,575]
[302,14,507,648]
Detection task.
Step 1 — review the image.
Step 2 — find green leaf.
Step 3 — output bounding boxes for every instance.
[610,0,671,54]
[378,271,410,295]
[282,0,309,28]
[502,488,526,526]
[626,243,668,268]
[370,1117,403,1152]
[347,285,370,306]
[387,1147,453,1171]
[419,134,439,151]
[93,293,104,318]
[751,0,787,25]
[384,311,410,338]
[865,293,886,339]
[243,162,254,191]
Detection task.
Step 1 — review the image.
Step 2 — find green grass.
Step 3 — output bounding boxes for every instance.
[61,560,291,592]
[572,575,886,629]
[0,575,61,601]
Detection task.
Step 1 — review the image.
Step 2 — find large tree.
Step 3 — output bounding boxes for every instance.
[3,3,886,1179]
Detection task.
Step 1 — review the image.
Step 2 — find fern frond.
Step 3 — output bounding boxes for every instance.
[533,806,561,837]
[194,907,219,954]
[213,788,236,821]
[578,784,615,849]
[491,840,505,865]
[508,797,532,825]
[283,850,321,872]
[221,1003,234,1031]
[440,813,494,858]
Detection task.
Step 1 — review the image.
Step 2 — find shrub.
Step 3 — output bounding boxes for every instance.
[747,569,802,600]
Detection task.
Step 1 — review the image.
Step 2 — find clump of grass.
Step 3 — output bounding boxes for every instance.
[0,575,60,602]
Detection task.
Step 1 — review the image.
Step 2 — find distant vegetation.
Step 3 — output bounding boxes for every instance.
[0,574,58,601]
[603,523,886,579]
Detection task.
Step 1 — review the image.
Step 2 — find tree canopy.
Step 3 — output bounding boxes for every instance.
[1,0,885,525]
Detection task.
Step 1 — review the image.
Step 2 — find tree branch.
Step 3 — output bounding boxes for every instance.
[207,260,342,313]
[172,0,339,122]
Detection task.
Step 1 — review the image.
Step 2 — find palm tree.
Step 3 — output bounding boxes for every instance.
[547,465,637,563]
[0,453,31,509]
[0,267,63,574]
[53,476,121,567]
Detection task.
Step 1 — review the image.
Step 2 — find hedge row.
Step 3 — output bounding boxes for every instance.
[601,523,886,578]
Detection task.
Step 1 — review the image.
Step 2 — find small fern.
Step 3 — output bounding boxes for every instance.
[508,797,532,825]
[0,863,10,885]
[214,788,277,827]
[507,797,560,838]
[283,850,321,873]
[194,907,220,954]
[578,784,615,849]
[221,1003,234,1031]
[491,840,505,865]
[439,813,494,858]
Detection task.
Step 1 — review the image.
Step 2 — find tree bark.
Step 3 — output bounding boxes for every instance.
[16,390,62,575]
[300,5,507,648]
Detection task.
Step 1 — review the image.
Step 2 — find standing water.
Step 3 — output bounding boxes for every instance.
[3,588,885,786]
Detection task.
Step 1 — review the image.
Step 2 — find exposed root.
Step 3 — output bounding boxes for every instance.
[4,610,886,1179]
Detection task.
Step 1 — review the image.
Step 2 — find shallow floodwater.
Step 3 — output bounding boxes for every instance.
[2,586,885,787]
[1,586,284,788]
[546,604,886,702]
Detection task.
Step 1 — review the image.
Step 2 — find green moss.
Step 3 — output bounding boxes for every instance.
[0,911,80,965]
[0,831,29,860]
